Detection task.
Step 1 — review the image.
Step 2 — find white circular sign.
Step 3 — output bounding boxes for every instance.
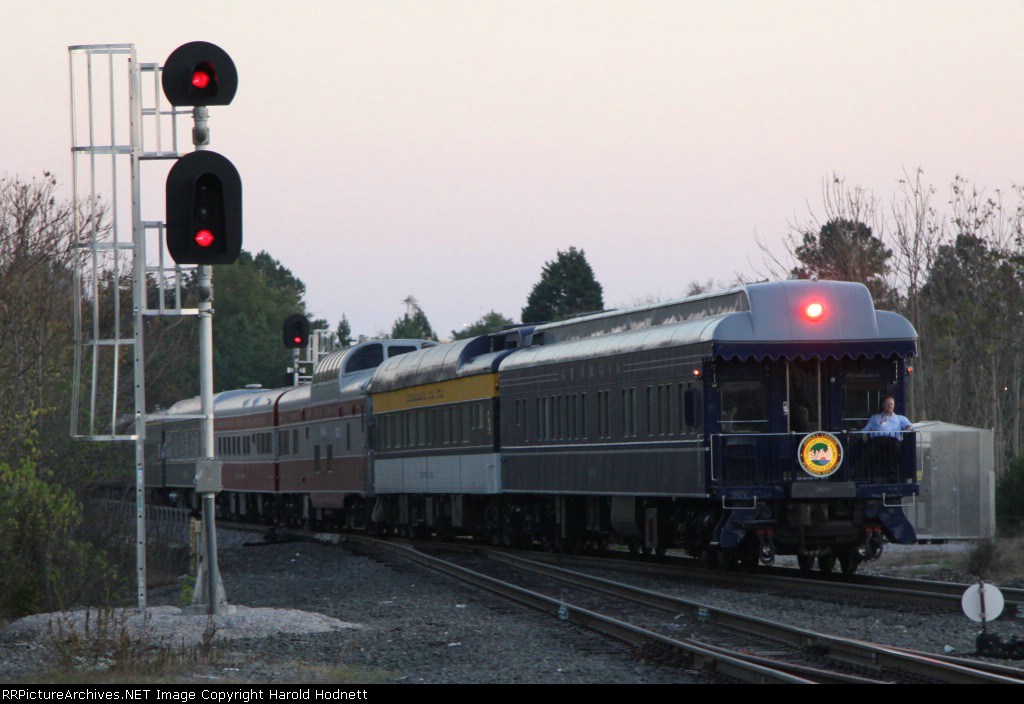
[961,582,1005,623]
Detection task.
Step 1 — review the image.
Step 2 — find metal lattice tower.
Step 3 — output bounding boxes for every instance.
[68,44,196,608]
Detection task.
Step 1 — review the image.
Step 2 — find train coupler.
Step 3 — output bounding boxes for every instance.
[857,526,884,561]
[757,529,775,566]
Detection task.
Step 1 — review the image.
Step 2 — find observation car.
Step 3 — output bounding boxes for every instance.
[495,279,917,573]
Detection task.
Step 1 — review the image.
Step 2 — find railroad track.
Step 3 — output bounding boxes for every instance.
[149,504,1021,614]
[514,548,1024,614]
[339,534,1024,684]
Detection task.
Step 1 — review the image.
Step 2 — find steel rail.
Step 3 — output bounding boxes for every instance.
[518,549,1021,613]
[343,535,812,684]
[476,549,1024,684]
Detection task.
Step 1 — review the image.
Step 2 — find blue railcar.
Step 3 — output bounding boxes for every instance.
[495,279,917,572]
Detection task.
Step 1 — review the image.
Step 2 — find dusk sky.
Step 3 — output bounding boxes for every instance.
[3,1,1023,339]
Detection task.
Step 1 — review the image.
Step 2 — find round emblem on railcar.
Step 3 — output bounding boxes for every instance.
[797,432,843,478]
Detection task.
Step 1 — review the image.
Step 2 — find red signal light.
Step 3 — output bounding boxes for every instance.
[194,229,214,247]
[192,70,211,89]
[804,302,824,320]
[293,336,303,345]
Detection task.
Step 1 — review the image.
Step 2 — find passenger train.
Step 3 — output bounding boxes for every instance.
[145,279,919,575]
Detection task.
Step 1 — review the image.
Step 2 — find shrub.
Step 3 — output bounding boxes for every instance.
[0,457,121,617]
[996,455,1024,534]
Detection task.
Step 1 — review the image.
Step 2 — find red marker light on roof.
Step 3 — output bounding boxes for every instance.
[194,229,214,247]
[692,369,701,377]
[192,69,211,89]
[805,302,824,320]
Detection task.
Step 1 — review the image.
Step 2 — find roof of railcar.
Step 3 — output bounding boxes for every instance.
[157,387,273,419]
[367,336,515,392]
[310,338,438,401]
[500,280,917,370]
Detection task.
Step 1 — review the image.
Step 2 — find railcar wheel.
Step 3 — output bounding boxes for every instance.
[796,553,815,573]
[838,552,860,575]
[818,554,837,575]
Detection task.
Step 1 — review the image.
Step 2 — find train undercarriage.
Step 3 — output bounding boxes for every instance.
[150,487,909,576]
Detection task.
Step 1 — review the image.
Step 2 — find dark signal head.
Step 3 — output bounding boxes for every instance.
[283,314,310,349]
[165,150,242,265]
[162,42,237,106]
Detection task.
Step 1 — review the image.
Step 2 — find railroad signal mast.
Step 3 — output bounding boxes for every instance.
[162,41,242,616]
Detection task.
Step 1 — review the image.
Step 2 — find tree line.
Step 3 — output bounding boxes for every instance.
[770,171,1024,528]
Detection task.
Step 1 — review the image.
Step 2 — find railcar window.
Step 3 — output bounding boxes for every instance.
[570,394,576,439]
[621,390,628,436]
[293,429,299,454]
[662,385,671,436]
[682,384,702,432]
[788,360,821,432]
[580,393,587,438]
[326,444,333,472]
[626,386,634,437]
[844,378,888,430]
[387,345,416,358]
[346,422,351,451]
[646,386,654,435]
[345,344,384,373]
[720,381,767,434]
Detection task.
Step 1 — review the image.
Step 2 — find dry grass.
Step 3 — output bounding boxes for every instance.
[959,535,1024,584]
[42,607,220,680]
[867,536,1024,586]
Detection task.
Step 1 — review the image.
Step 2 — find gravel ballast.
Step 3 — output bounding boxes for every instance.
[0,534,1021,684]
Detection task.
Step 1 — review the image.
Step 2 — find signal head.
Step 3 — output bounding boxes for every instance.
[165,150,242,265]
[162,41,238,106]
[283,314,310,349]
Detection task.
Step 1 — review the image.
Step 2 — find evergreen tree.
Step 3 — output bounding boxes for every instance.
[391,298,438,341]
[451,311,515,340]
[791,218,895,305]
[521,246,604,324]
[211,250,309,391]
[336,315,353,347]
